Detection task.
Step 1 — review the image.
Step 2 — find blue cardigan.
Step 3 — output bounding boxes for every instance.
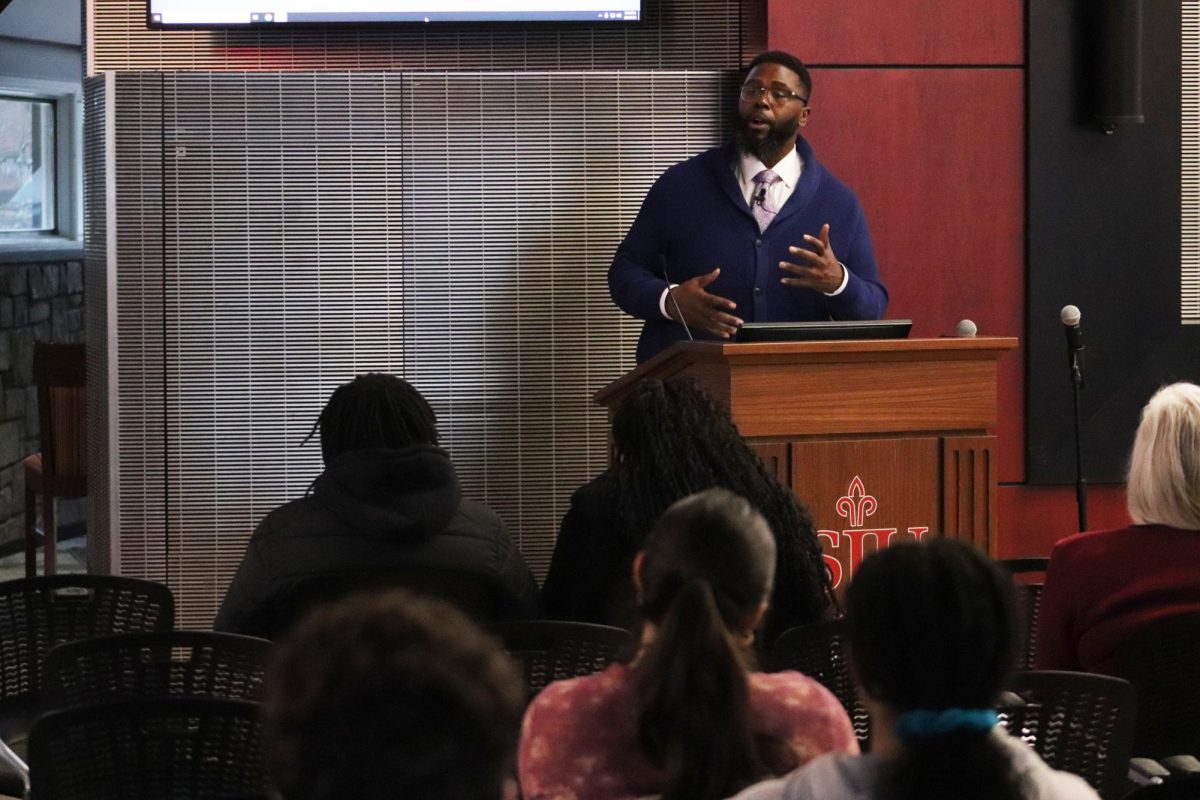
[609,137,888,363]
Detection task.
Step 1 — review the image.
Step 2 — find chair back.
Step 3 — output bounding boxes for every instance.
[272,566,503,640]
[1111,611,1200,760]
[999,670,1136,800]
[42,631,272,710]
[489,620,633,699]
[997,557,1049,670]
[33,343,87,488]
[27,697,267,800]
[767,619,871,748]
[0,576,175,718]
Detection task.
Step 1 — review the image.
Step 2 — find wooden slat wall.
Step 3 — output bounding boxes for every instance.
[84,0,764,626]
[90,70,731,628]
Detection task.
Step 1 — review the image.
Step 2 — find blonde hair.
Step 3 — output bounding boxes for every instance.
[1126,382,1200,529]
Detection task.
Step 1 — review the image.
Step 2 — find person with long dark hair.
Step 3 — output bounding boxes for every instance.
[541,378,832,645]
[520,488,857,800]
[729,539,1098,800]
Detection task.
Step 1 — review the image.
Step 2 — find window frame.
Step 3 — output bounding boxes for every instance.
[0,76,83,264]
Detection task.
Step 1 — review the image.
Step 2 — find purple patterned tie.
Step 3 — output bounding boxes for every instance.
[751,169,782,232]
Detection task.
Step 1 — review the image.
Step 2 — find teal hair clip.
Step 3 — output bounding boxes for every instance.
[894,708,999,741]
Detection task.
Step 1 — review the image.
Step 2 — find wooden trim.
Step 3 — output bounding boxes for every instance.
[942,436,998,556]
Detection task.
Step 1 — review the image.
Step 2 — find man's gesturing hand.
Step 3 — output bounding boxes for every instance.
[779,223,845,294]
[668,268,743,338]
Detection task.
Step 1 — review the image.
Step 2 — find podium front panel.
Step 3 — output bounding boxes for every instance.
[731,359,998,439]
[791,437,941,590]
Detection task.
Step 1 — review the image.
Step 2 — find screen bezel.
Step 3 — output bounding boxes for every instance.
[146,0,642,27]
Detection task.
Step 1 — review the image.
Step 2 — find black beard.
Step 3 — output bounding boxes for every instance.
[735,116,800,162]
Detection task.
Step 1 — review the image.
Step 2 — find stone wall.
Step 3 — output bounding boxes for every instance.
[0,261,85,549]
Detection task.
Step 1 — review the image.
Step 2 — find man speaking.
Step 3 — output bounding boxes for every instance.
[609,51,889,363]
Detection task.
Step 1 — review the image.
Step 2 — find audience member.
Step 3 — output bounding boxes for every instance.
[263,589,525,800]
[729,538,1099,800]
[215,373,540,637]
[1036,382,1200,672]
[541,378,832,644]
[520,488,857,800]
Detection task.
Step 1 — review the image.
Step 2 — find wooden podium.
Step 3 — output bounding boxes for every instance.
[595,337,1019,589]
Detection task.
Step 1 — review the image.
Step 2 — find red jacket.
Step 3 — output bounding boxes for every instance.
[1034,524,1200,673]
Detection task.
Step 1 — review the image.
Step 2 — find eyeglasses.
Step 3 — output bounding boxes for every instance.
[739,83,808,105]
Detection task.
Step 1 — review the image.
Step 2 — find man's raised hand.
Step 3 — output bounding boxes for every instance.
[779,223,845,294]
[668,268,744,338]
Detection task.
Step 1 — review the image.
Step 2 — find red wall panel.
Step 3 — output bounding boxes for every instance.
[766,8,1136,562]
[769,0,1023,65]
[997,484,1131,558]
[800,68,1025,482]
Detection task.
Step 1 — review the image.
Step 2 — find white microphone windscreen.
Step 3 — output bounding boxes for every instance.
[954,319,978,337]
[1060,305,1081,326]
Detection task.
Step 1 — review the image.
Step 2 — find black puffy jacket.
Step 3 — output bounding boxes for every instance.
[214,444,541,637]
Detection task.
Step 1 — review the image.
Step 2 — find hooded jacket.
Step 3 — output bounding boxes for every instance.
[214,444,541,637]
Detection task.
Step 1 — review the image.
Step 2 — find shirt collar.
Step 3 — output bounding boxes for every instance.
[737,143,803,189]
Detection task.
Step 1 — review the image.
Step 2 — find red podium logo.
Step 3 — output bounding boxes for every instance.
[818,476,930,588]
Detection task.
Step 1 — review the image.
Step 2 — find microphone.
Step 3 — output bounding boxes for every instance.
[660,254,694,342]
[954,319,978,338]
[1061,304,1083,352]
[1060,304,1088,531]
[1061,304,1084,385]
[752,185,767,208]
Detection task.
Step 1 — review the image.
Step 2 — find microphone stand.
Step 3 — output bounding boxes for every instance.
[1069,348,1088,531]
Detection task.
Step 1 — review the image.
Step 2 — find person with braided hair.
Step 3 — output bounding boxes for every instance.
[519,489,857,800]
[728,539,1098,800]
[215,373,540,637]
[542,378,832,645]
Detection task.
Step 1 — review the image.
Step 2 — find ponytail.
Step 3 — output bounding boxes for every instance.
[633,577,767,800]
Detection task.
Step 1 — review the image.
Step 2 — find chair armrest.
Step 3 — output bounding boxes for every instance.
[1161,756,1200,775]
[1130,757,1172,785]
[0,736,28,797]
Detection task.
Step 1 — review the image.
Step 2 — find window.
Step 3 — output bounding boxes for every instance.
[0,78,82,262]
[0,95,56,233]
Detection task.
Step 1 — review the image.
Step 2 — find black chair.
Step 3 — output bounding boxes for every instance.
[998,670,1136,800]
[0,575,175,797]
[489,620,633,700]
[42,631,272,709]
[0,576,175,736]
[997,557,1049,670]
[270,566,507,640]
[27,697,267,799]
[767,619,871,749]
[1111,611,1200,760]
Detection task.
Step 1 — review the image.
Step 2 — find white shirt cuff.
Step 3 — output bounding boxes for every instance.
[824,262,850,296]
[659,284,678,319]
